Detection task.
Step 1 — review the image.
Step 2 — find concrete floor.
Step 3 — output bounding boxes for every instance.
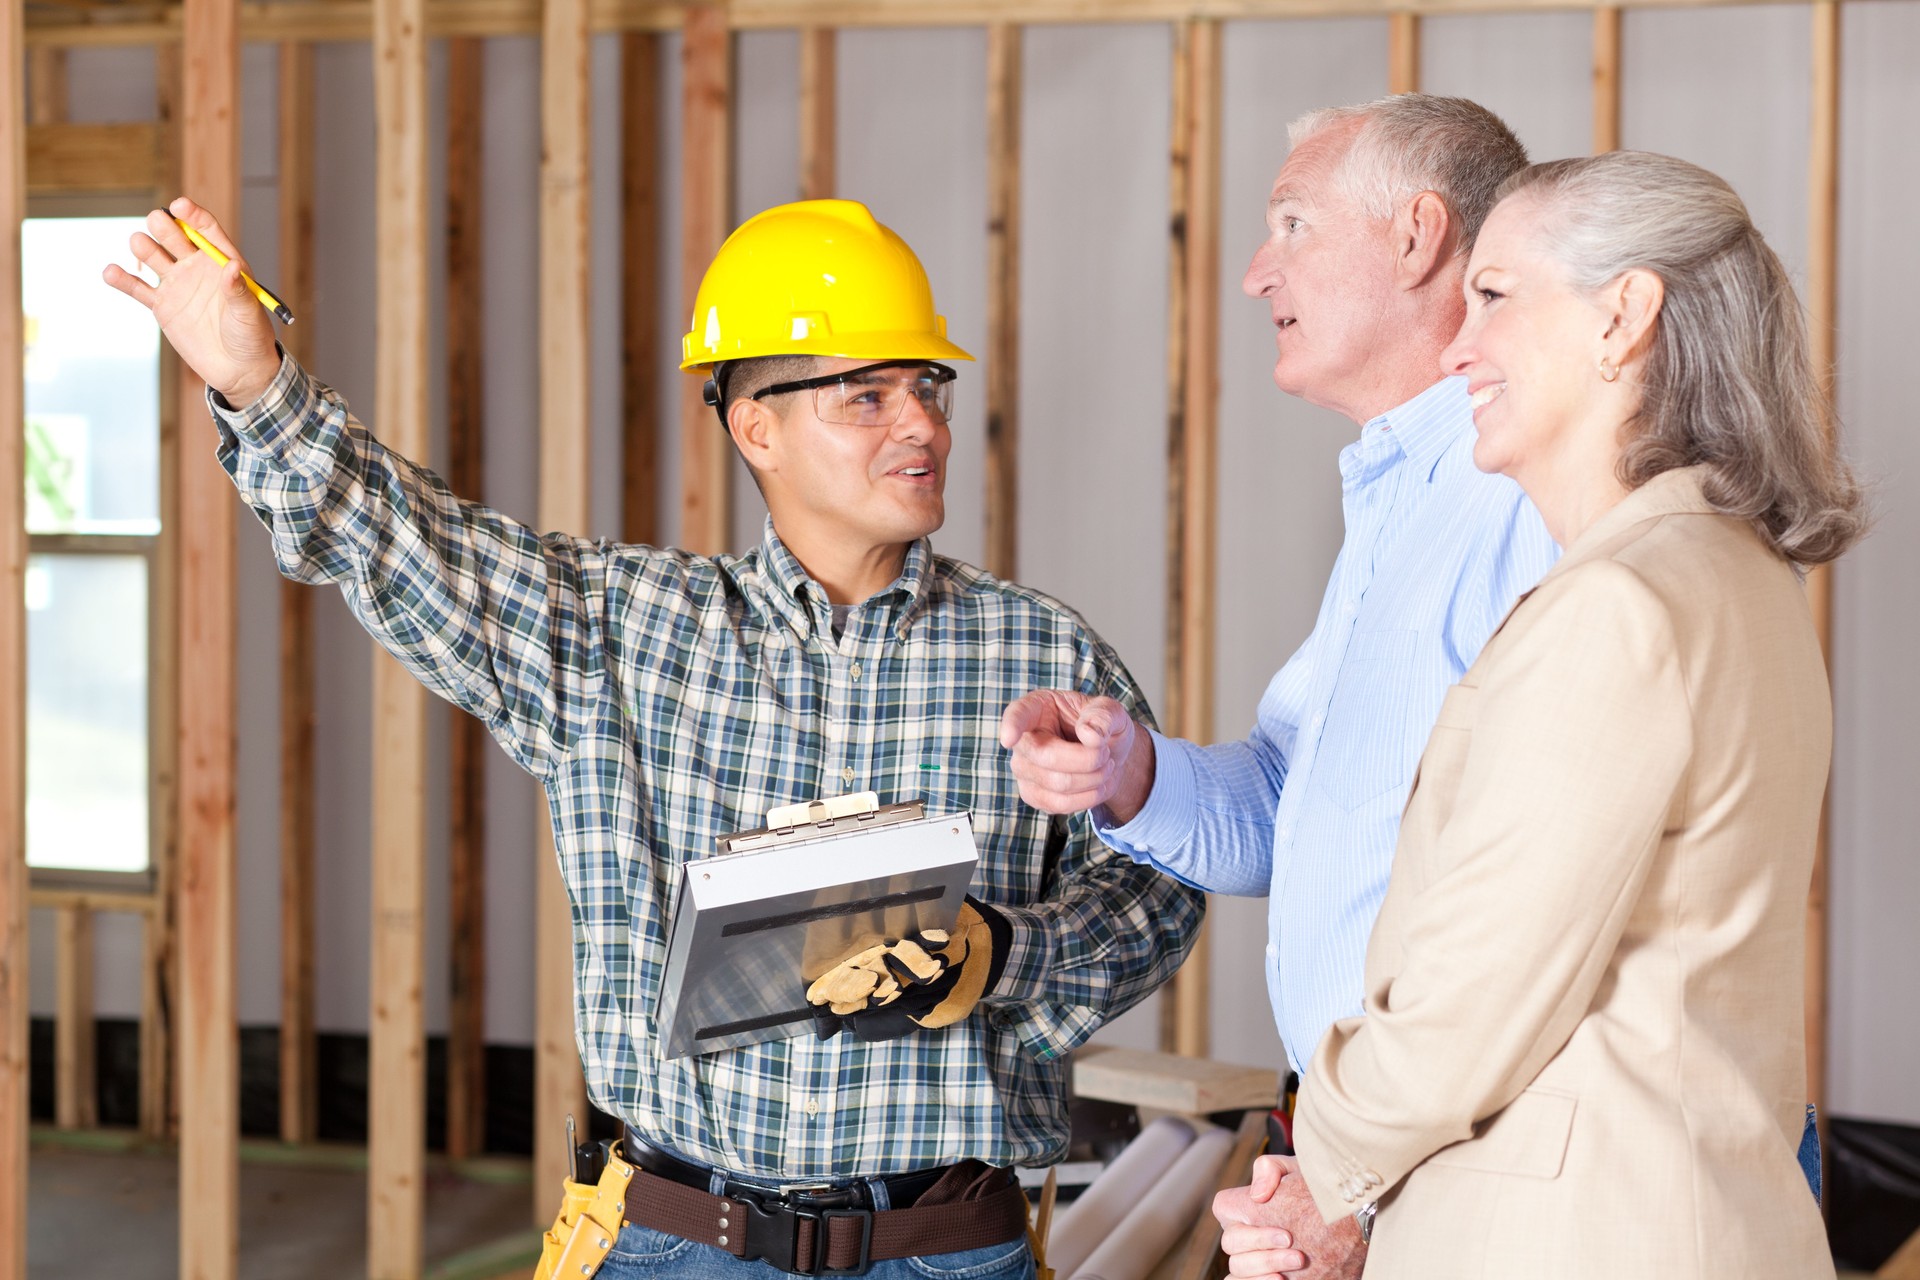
[28,1139,538,1280]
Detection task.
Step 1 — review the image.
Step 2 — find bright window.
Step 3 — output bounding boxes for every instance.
[23,215,160,878]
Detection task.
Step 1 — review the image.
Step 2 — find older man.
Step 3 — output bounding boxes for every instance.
[1000,96,1557,1275]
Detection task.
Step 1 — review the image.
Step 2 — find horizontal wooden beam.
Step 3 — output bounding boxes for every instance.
[1073,1045,1279,1114]
[29,888,158,915]
[23,0,1877,47]
[26,122,163,191]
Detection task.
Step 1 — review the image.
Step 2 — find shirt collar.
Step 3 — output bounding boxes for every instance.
[1368,375,1474,482]
[755,516,935,640]
[1541,464,1720,584]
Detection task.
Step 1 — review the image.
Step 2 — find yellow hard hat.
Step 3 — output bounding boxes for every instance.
[680,199,975,373]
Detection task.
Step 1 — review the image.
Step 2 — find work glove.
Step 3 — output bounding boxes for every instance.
[806,896,1011,1042]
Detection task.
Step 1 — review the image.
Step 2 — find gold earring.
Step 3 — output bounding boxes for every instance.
[1599,356,1620,384]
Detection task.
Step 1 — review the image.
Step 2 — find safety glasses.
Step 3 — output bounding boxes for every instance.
[751,360,958,427]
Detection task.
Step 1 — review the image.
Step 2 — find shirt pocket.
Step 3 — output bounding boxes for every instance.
[1315,629,1428,813]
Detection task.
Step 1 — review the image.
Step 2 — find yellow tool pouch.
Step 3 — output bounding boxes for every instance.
[533,1144,635,1280]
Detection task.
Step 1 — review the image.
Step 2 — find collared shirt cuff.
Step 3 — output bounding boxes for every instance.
[983,904,1054,1006]
[205,347,314,456]
[1093,728,1199,858]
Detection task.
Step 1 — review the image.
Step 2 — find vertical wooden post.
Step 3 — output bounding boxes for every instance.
[798,27,835,201]
[1162,19,1221,1060]
[177,0,243,1270]
[1388,12,1421,96]
[535,0,594,1221]
[1591,8,1622,154]
[0,0,29,1269]
[276,37,318,1149]
[985,24,1021,582]
[444,33,489,1167]
[1804,0,1840,1154]
[678,3,733,556]
[145,41,183,1145]
[368,0,430,1267]
[622,32,661,546]
[54,910,95,1128]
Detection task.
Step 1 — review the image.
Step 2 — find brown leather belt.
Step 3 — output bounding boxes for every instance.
[619,1139,1029,1276]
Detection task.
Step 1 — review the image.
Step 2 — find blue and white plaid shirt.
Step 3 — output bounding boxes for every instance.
[212,355,1204,1177]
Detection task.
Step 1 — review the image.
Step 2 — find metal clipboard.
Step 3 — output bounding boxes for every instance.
[657,793,979,1059]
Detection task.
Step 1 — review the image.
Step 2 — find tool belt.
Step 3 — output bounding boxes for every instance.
[536,1134,1030,1280]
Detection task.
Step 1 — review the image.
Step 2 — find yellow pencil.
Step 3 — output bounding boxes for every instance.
[172,216,296,325]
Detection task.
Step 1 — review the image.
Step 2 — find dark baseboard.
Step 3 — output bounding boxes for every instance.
[28,1017,618,1156]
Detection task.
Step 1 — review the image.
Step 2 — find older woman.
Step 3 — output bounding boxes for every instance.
[1228,151,1864,1279]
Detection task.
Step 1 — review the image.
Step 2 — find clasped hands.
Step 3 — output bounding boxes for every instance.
[1214,1155,1367,1280]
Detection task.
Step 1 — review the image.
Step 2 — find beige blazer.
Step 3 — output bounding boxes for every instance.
[1293,466,1834,1280]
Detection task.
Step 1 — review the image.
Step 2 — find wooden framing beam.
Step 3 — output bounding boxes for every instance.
[144,40,183,1145]
[1803,0,1839,1154]
[276,36,317,1150]
[176,0,242,1270]
[1880,1226,1920,1280]
[54,908,96,1128]
[798,26,835,199]
[29,44,67,121]
[984,23,1020,581]
[1591,6,1621,153]
[677,2,733,556]
[1388,10,1419,93]
[535,0,594,1221]
[1161,17,1221,1059]
[22,0,1858,49]
[26,122,165,192]
[443,33,488,1167]
[0,0,30,1268]
[368,0,430,1265]
[621,30,660,545]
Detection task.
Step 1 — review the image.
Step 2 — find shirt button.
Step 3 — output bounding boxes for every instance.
[804,1098,820,1116]
[1277,827,1292,843]
[850,662,862,680]
[841,767,855,785]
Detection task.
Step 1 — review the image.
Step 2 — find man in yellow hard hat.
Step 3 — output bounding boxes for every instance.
[107,194,1203,1280]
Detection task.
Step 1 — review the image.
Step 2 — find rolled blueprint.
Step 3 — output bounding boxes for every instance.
[1069,1125,1237,1280]
[1047,1116,1199,1278]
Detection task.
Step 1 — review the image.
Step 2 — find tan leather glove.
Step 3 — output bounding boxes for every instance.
[806,896,1011,1041]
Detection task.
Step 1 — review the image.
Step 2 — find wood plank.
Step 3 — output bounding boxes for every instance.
[1591,6,1621,153]
[1388,10,1420,93]
[54,907,96,1129]
[275,37,317,1151]
[1160,19,1220,1058]
[368,0,430,1267]
[26,122,164,192]
[1803,0,1839,1155]
[621,31,660,545]
[798,26,835,199]
[19,0,1875,48]
[1073,1045,1279,1115]
[1880,1225,1920,1280]
[29,888,158,915]
[678,2,733,555]
[29,45,67,122]
[143,40,182,1146]
[443,33,489,1168]
[1171,1109,1269,1280]
[535,0,595,1222]
[984,23,1020,580]
[176,0,242,1270]
[0,0,29,1264]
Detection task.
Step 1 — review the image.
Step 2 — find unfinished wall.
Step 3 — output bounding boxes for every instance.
[32,5,1920,1127]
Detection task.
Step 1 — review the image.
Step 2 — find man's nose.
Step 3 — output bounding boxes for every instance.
[1242,241,1278,299]
[892,395,937,443]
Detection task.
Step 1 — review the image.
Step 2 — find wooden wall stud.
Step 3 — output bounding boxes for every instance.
[985,23,1021,581]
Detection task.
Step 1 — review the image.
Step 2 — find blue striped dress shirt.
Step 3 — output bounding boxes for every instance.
[1098,376,1560,1075]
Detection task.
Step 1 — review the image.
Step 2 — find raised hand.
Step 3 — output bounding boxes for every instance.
[101,197,283,407]
[998,690,1154,822]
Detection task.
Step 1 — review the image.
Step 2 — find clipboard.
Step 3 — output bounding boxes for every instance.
[657,793,979,1059]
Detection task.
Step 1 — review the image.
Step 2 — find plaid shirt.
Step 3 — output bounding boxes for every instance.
[212,355,1204,1177]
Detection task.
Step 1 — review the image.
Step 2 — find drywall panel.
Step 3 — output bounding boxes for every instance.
[1829,0,1920,1128]
[1420,10,1592,164]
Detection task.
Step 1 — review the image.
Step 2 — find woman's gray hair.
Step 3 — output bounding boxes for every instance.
[1288,95,1528,253]
[1500,151,1865,567]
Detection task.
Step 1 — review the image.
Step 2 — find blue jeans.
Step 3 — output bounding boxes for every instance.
[596,1225,1035,1280]
[1799,1103,1823,1204]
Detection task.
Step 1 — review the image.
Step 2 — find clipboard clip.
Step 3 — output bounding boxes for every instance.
[716,793,928,854]
[765,791,884,831]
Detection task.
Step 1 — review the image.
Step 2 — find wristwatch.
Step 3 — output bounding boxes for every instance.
[1354,1201,1376,1244]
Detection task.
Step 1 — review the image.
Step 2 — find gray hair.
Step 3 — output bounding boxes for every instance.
[1288,94,1528,253]
[1500,151,1865,567]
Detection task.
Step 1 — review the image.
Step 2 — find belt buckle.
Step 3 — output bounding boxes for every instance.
[734,1188,875,1277]
[814,1207,874,1278]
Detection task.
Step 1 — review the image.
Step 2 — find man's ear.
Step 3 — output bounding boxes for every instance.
[1393,190,1456,290]
[1601,267,1665,368]
[727,397,780,474]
